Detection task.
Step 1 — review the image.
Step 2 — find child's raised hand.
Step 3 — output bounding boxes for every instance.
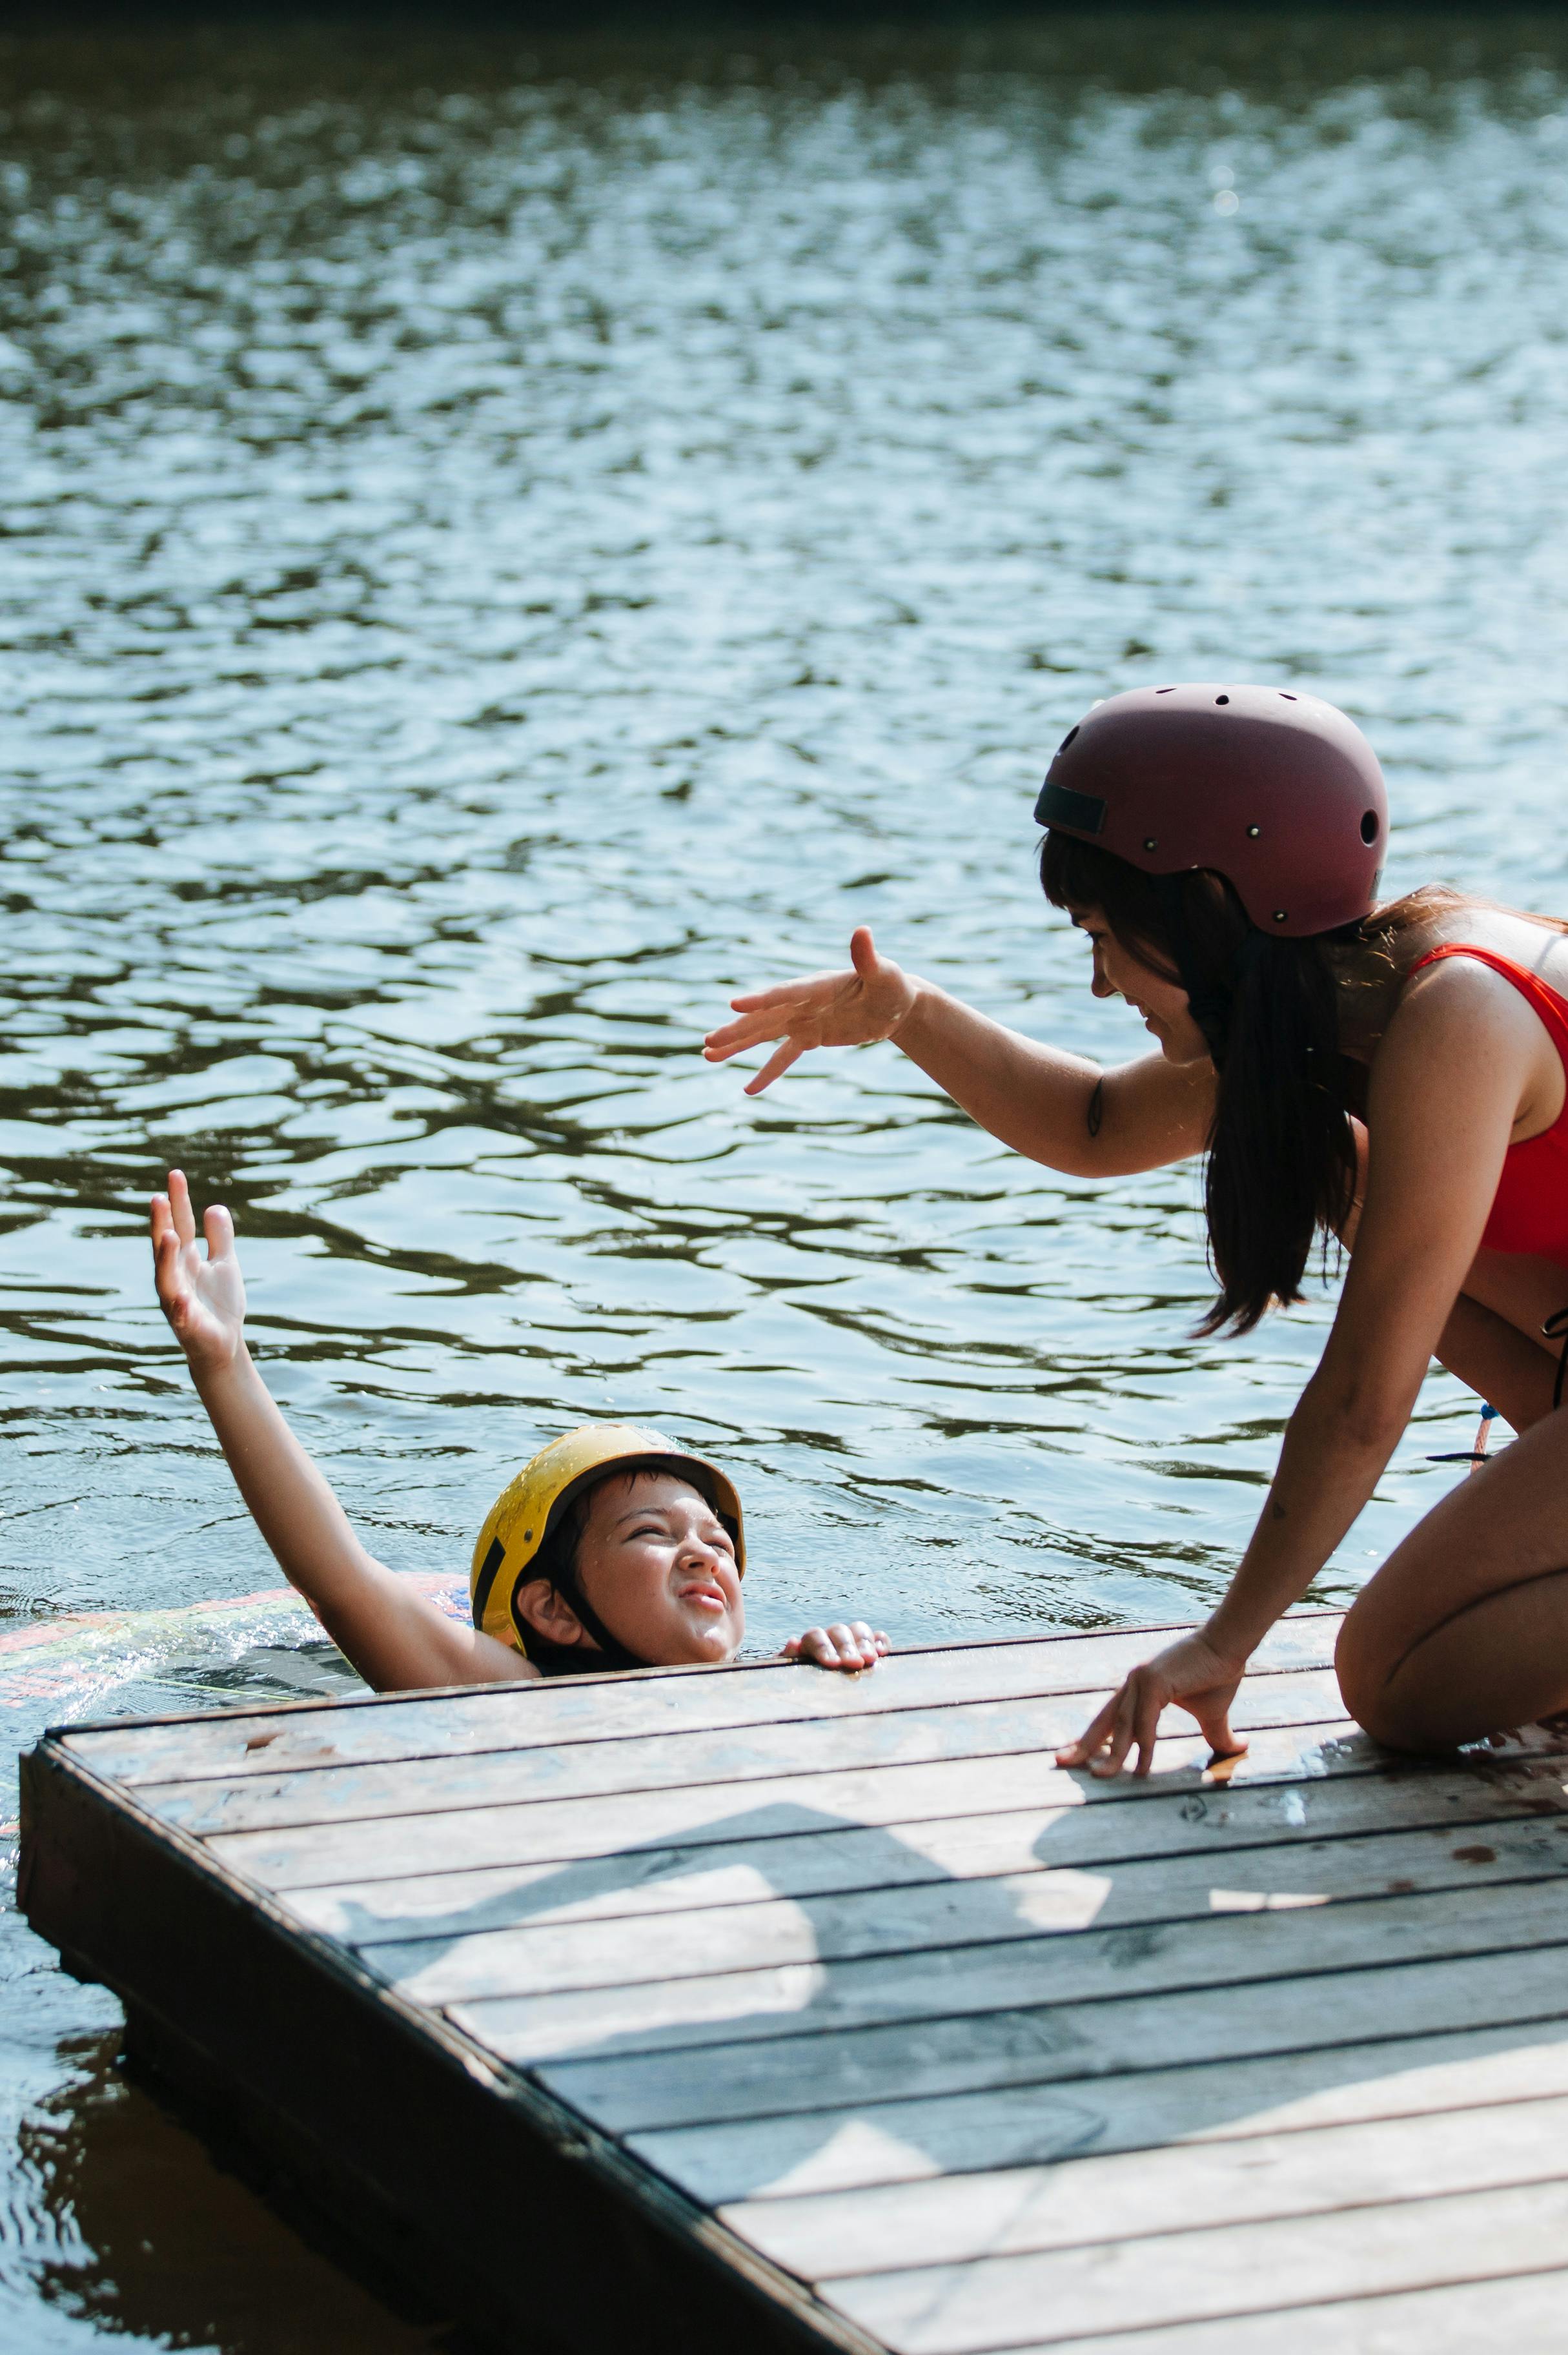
[150,1170,247,1380]
[782,1621,890,1673]
[703,926,919,1096]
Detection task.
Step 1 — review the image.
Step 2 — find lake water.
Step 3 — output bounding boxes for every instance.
[3,10,1567,2345]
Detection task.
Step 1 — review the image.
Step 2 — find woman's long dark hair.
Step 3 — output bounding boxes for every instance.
[1041,831,1367,1334]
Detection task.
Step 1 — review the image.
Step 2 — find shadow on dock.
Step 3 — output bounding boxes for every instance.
[325,1755,1568,2199]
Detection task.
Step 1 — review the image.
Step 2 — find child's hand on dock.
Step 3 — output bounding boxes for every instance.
[150,1170,247,1380]
[704,926,919,1096]
[781,1621,890,1673]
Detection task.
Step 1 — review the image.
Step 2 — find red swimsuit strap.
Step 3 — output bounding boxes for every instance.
[1407,943,1568,1076]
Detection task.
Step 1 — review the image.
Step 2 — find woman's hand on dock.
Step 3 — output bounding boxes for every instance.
[704,926,919,1095]
[150,1169,247,1378]
[781,1621,891,1673]
[1055,1630,1248,1779]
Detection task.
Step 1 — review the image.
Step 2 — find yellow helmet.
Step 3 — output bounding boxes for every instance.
[469,1422,746,1657]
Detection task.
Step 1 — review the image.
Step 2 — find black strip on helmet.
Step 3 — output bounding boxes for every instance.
[1034,779,1107,833]
[471,1534,506,1629]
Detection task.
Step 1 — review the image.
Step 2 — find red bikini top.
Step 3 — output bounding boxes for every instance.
[1407,943,1568,1268]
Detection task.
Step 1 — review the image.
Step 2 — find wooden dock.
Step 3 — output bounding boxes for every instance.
[21,1611,1568,2352]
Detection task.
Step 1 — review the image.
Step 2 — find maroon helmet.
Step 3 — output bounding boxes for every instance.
[1033,682,1387,937]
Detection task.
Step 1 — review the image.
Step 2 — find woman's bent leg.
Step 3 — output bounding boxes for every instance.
[1432,1290,1558,1433]
[1338,1408,1568,1749]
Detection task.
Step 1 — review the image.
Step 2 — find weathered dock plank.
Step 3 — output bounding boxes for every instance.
[22,1615,1568,2352]
[655,2021,1568,2199]
[724,2088,1568,2272]
[207,1731,1568,1890]
[63,1616,1343,1789]
[119,1666,1350,1840]
[284,1809,1568,1942]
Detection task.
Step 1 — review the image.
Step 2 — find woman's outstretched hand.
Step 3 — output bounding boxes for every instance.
[782,1622,891,1673]
[1055,1630,1248,1779]
[150,1169,247,1381]
[704,925,919,1096]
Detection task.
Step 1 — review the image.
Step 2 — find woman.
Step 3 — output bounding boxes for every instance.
[151,1170,888,1689]
[705,681,1568,1773]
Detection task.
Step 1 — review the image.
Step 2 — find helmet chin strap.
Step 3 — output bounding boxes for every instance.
[547,1558,648,1671]
[514,1549,649,1676]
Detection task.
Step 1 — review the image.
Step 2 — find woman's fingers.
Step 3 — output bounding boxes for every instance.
[1057,1673,1166,1779]
[744,1041,804,1097]
[704,1004,802,1058]
[1192,1696,1247,1760]
[849,924,879,977]
[1093,1680,1142,1779]
[1055,1691,1119,1768]
[1132,1680,1168,1778]
[1058,1637,1249,1781]
[725,978,827,1015]
[203,1202,236,1261]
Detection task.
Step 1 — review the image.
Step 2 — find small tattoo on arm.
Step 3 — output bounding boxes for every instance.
[1086,1077,1104,1139]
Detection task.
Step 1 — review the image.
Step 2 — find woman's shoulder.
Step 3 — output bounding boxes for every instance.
[1374,912,1568,1117]
[1404,908,1568,992]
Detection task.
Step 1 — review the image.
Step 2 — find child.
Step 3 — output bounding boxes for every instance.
[150,1171,889,1691]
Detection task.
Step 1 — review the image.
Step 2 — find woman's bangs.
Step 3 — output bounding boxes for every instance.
[1039,831,1181,981]
[1040,829,1125,913]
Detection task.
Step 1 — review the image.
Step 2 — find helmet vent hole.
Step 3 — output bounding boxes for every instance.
[1059,726,1079,752]
[1361,810,1380,844]
[1215,693,1230,706]
[1155,685,1175,694]
[1272,910,1288,923]
[1279,691,1298,702]
[1143,837,1157,851]
[1247,824,1261,839]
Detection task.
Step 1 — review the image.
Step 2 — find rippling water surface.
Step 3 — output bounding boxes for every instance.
[3,11,1567,2343]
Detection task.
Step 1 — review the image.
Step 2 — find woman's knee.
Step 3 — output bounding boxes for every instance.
[1334,1600,1432,1748]
[1334,1595,1389,1729]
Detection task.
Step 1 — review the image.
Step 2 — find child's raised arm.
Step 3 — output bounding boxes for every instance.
[151,1170,532,1694]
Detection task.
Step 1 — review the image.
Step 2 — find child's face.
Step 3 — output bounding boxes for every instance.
[574,1469,744,1664]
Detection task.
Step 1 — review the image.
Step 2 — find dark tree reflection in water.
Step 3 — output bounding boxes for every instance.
[1,12,1567,2344]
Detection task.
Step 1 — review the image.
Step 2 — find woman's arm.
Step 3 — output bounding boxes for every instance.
[706,924,1214,1178]
[152,1172,531,1695]
[1059,958,1542,1775]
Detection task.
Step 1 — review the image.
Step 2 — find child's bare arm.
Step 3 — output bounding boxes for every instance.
[151,1171,532,1694]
